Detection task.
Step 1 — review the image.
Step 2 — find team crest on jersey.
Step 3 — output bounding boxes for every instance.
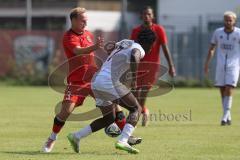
[233,37,236,41]
[220,35,223,39]
[86,36,92,43]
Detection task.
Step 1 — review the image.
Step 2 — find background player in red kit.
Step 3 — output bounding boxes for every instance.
[131,6,176,126]
[42,7,104,153]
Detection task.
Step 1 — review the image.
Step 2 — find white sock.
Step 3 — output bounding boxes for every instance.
[221,97,224,111]
[118,123,135,143]
[228,112,232,121]
[222,96,232,122]
[227,97,232,121]
[74,125,92,139]
[50,132,57,140]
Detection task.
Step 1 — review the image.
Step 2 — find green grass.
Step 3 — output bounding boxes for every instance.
[0,86,240,160]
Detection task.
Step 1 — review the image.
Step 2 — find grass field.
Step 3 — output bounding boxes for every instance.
[1,86,240,160]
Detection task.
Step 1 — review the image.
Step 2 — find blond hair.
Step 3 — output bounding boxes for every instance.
[224,11,237,20]
[70,7,86,20]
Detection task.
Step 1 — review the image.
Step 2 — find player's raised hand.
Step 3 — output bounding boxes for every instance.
[96,36,104,49]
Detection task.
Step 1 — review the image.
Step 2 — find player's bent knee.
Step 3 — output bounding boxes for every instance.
[129,105,141,114]
[126,106,141,126]
[126,114,139,126]
[103,112,116,126]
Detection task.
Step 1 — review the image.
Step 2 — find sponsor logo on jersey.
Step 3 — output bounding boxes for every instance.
[220,43,234,50]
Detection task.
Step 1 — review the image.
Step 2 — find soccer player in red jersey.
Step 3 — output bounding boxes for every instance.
[130,6,176,126]
[42,7,104,153]
[42,7,139,153]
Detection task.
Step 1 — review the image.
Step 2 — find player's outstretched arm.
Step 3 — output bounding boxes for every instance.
[204,44,216,76]
[73,36,104,55]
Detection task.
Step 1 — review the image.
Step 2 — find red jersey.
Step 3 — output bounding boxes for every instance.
[62,29,97,83]
[130,24,168,62]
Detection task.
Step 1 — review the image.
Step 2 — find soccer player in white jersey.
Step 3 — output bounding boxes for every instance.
[66,29,156,154]
[204,11,240,126]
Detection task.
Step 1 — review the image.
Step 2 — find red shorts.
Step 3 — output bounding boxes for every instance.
[63,81,94,107]
[64,65,97,107]
[136,62,160,89]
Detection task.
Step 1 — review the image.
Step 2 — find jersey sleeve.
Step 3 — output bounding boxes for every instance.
[157,26,168,45]
[211,30,218,45]
[132,43,145,59]
[130,28,138,40]
[63,34,81,53]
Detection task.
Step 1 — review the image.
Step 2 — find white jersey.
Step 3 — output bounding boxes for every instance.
[91,39,145,106]
[97,39,145,80]
[211,27,240,87]
[211,27,240,69]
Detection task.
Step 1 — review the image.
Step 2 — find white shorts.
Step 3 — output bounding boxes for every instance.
[91,75,130,106]
[215,66,240,87]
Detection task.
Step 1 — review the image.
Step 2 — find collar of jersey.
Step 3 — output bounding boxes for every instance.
[70,29,84,36]
[224,27,235,34]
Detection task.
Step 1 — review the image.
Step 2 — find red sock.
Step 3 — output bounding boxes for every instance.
[52,116,65,133]
[142,106,148,114]
[115,111,126,130]
[115,117,126,131]
[52,124,63,133]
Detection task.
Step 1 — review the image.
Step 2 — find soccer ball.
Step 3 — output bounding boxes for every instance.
[104,123,121,137]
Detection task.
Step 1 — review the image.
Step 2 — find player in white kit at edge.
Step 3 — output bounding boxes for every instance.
[204,11,240,125]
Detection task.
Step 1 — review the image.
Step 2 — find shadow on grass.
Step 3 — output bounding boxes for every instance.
[1,150,126,156]
[1,151,75,155]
